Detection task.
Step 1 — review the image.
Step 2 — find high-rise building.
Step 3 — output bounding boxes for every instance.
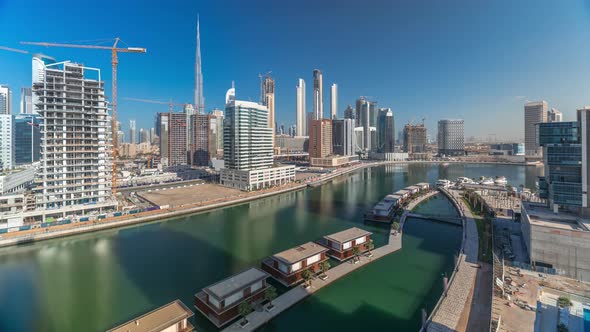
[403,124,427,153]
[261,75,275,145]
[332,118,355,156]
[548,108,563,122]
[184,103,196,153]
[377,108,395,153]
[524,101,548,156]
[313,69,323,120]
[190,114,210,166]
[194,16,204,114]
[330,83,337,119]
[209,109,224,158]
[20,87,33,114]
[309,119,333,158]
[0,114,13,170]
[220,86,295,190]
[33,60,112,209]
[296,78,306,136]
[0,85,11,115]
[129,120,137,144]
[344,105,355,121]
[577,107,590,211]
[156,112,169,164]
[168,112,187,166]
[437,119,464,156]
[139,128,150,144]
[14,114,40,164]
[150,127,155,144]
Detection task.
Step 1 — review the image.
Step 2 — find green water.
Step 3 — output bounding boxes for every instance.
[0,163,541,332]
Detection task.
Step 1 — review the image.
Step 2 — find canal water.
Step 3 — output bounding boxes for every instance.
[0,163,541,332]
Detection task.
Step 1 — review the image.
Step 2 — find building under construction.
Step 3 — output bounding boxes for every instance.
[403,123,427,154]
[190,114,210,166]
[168,112,187,166]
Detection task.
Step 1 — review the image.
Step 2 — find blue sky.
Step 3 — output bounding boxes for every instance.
[2,0,590,141]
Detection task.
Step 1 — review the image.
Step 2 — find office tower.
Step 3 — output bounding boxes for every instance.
[403,124,427,153]
[306,112,313,137]
[194,16,204,114]
[524,101,548,156]
[261,75,275,145]
[356,98,376,151]
[20,87,33,114]
[344,105,355,120]
[313,69,323,120]
[0,114,13,170]
[139,128,149,144]
[330,83,337,119]
[377,108,395,153]
[118,130,125,144]
[0,85,11,115]
[309,119,333,158]
[437,119,465,156]
[220,87,294,190]
[129,120,137,144]
[209,109,224,158]
[296,78,306,136]
[332,118,355,156]
[33,60,112,209]
[184,103,195,153]
[157,112,169,164]
[14,114,40,164]
[150,127,155,144]
[578,107,590,210]
[190,114,210,166]
[168,112,187,166]
[548,108,563,122]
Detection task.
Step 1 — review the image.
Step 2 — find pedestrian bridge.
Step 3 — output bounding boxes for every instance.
[406,213,462,226]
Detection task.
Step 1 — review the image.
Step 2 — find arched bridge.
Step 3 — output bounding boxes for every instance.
[406,213,462,226]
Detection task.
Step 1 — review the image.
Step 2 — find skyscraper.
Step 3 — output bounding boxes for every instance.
[194,16,204,114]
[157,112,169,165]
[33,60,113,209]
[0,85,11,115]
[190,114,210,166]
[548,108,563,122]
[209,109,224,158]
[296,78,306,136]
[332,118,355,156]
[344,105,355,121]
[309,119,333,158]
[184,103,195,153]
[261,75,275,146]
[129,120,136,144]
[168,112,187,166]
[524,101,548,156]
[0,114,13,170]
[403,124,427,153]
[313,69,323,120]
[377,108,395,153]
[330,83,338,119]
[437,119,465,156]
[14,114,40,164]
[20,87,33,114]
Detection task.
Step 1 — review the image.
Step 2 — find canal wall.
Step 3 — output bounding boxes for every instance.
[424,188,480,332]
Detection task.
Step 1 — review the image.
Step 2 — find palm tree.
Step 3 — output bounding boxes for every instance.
[319,260,331,278]
[352,246,360,262]
[238,301,252,325]
[301,269,313,288]
[392,222,400,232]
[265,286,277,309]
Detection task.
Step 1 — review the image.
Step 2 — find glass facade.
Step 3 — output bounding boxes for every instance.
[14,114,40,165]
[538,121,579,145]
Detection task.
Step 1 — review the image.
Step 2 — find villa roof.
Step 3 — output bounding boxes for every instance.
[204,268,269,300]
[272,242,328,264]
[106,300,193,332]
[325,227,372,244]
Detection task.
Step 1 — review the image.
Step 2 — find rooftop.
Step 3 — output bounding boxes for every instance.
[204,268,269,300]
[106,300,193,332]
[272,242,328,264]
[325,227,372,244]
[523,202,590,231]
[394,189,410,195]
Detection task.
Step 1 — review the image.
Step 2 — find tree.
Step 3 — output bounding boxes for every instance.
[319,260,331,277]
[352,246,360,262]
[265,286,277,308]
[392,222,400,231]
[367,239,375,254]
[557,296,573,308]
[238,301,252,325]
[301,269,313,287]
[557,323,569,332]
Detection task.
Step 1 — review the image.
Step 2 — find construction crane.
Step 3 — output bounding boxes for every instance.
[21,38,146,196]
[122,97,194,112]
[0,46,29,54]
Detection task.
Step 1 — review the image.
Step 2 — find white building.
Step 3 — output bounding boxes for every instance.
[0,85,11,115]
[220,87,295,191]
[437,119,465,156]
[0,114,13,170]
[313,69,323,120]
[548,108,563,122]
[524,101,548,156]
[33,59,115,211]
[296,78,306,136]
[0,167,35,195]
[330,83,337,119]
[20,87,33,114]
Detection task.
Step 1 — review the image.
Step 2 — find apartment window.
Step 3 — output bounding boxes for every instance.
[355,236,366,245]
[224,291,244,307]
[250,281,262,293]
[343,241,352,250]
[307,254,321,265]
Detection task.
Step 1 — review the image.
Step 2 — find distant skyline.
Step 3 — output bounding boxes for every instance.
[2,0,590,140]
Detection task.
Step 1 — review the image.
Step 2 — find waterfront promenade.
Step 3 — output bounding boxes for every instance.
[426,188,480,332]
[222,191,437,332]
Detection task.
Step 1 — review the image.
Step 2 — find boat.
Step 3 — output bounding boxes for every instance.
[456,177,472,184]
[494,176,508,185]
[479,177,494,185]
[436,179,451,188]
